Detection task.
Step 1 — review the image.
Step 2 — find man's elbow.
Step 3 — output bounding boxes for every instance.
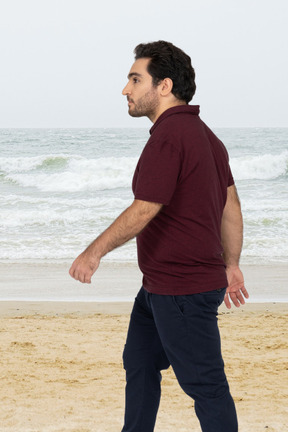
[132,199,163,221]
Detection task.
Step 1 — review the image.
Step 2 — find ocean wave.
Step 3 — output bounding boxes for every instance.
[1,193,131,208]
[1,155,138,192]
[242,236,288,263]
[0,208,117,228]
[2,150,287,190]
[0,154,73,173]
[0,239,137,261]
[230,150,288,180]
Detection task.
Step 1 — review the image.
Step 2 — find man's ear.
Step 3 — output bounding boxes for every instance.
[160,78,173,96]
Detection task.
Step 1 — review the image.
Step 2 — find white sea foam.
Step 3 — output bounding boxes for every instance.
[231,150,288,180]
[2,193,130,208]
[0,154,71,173]
[2,155,138,192]
[0,195,131,231]
[1,150,287,194]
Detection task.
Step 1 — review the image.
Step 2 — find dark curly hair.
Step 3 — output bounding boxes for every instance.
[134,41,196,104]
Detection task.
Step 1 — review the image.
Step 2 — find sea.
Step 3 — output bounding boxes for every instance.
[0,127,287,301]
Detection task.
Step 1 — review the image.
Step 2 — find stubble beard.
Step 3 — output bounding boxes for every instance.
[128,88,160,120]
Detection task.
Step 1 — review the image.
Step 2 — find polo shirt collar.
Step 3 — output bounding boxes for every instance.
[150,105,200,135]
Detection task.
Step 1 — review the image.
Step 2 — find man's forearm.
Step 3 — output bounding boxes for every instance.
[88,199,162,260]
[221,184,249,308]
[221,185,243,267]
[69,199,162,283]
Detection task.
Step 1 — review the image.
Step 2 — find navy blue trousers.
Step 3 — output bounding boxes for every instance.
[121,287,238,432]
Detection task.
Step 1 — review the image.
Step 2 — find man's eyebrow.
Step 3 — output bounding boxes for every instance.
[127,72,143,79]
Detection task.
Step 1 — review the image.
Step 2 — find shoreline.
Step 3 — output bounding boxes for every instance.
[0,261,287,303]
[0,299,287,318]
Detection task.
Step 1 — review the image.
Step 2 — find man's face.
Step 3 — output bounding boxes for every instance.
[122,58,160,122]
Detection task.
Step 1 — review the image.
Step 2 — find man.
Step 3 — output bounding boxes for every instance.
[69,41,249,432]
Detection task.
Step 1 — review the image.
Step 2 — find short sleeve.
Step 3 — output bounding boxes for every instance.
[228,166,234,186]
[133,138,181,206]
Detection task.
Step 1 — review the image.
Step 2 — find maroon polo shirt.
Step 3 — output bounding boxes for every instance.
[132,105,234,295]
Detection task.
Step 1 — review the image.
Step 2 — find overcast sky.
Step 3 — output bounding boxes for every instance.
[0,0,287,128]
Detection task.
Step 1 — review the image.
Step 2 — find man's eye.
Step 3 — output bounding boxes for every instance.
[133,78,139,83]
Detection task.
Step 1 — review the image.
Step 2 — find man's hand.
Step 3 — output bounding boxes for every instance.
[224,266,249,309]
[69,199,162,285]
[69,246,100,284]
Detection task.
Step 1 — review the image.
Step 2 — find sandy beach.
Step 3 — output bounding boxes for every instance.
[0,263,287,432]
[0,302,287,431]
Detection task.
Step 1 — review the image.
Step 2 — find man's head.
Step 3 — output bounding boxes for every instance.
[134,41,196,104]
[122,41,196,122]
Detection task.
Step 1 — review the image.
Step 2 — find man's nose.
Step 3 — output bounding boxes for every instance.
[122,83,130,96]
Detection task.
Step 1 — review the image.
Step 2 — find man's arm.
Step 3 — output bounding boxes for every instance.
[221,184,249,308]
[69,199,162,284]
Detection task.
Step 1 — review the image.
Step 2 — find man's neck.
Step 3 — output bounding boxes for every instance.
[150,100,187,123]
